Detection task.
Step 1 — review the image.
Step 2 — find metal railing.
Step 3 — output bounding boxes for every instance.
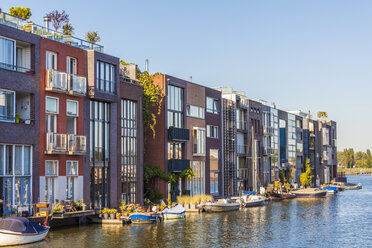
[69,74,87,95]
[68,134,86,153]
[0,62,34,74]
[46,132,67,152]
[46,69,68,91]
[0,11,104,52]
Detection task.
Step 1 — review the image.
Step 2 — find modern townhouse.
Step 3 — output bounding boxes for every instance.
[147,74,223,201]
[0,17,40,216]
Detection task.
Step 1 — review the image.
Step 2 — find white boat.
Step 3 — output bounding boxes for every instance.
[161,204,186,220]
[0,217,50,246]
[239,195,266,207]
[200,199,240,213]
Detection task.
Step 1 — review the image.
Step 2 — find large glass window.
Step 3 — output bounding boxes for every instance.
[168,143,182,159]
[90,101,110,208]
[96,60,116,94]
[167,85,184,128]
[206,97,219,114]
[0,145,32,215]
[121,99,137,204]
[187,161,205,196]
[46,97,58,114]
[193,128,206,155]
[186,105,204,119]
[66,161,78,201]
[0,89,15,122]
[210,149,219,195]
[0,37,15,70]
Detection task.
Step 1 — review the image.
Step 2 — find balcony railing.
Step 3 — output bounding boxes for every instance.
[0,62,34,74]
[46,132,67,153]
[0,11,104,52]
[263,126,274,136]
[168,127,190,142]
[168,159,190,173]
[263,147,275,156]
[69,74,87,95]
[68,134,87,154]
[46,69,68,91]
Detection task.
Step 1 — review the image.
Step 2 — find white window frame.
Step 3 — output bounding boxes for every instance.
[66,100,78,117]
[207,125,219,139]
[0,35,16,69]
[186,105,205,119]
[46,51,57,70]
[66,56,77,74]
[45,96,59,114]
[46,114,57,133]
[0,88,15,123]
[193,127,206,156]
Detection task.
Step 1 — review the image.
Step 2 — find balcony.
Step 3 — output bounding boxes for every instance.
[263,147,275,156]
[46,69,68,92]
[69,74,87,96]
[168,127,190,142]
[46,132,67,154]
[168,159,190,173]
[68,134,87,154]
[263,126,274,136]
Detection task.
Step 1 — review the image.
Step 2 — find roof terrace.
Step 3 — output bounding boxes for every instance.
[0,10,104,52]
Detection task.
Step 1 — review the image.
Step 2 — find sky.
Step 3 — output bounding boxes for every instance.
[2,0,371,151]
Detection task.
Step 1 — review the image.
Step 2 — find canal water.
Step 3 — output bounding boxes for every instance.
[25,175,371,248]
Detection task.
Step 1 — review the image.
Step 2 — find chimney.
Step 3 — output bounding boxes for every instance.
[44,16,51,30]
[145,59,149,73]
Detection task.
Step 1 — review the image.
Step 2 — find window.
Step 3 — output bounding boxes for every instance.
[210,149,219,195]
[0,89,15,122]
[45,160,58,203]
[0,37,15,70]
[46,51,57,70]
[167,85,184,128]
[46,97,58,114]
[187,161,205,196]
[206,97,219,114]
[66,161,78,201]
[0,145,32,215]
[121,99,137,204]
[207,125,219,139]
[193,128,206,155]
[187,105,205,119]
[96,60,116,94]
[168,143,182,159]
[67,100,78,134]
[90,100,110,208]
[66,57,77,74]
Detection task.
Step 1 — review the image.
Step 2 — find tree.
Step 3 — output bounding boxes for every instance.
[300,158,313,188]
[9,6,31,20]
[85,31,101,44]
[317,111,328,120]
[62,23,74,35]
[46,10,69,31]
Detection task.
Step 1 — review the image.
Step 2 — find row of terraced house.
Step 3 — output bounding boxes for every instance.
[0,11,337,215]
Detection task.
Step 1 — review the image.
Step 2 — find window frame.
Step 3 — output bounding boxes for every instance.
[66,56,77,74]
[45,160,58,177]
[206,97,219,114]
[193,127,206,156]
[45,96,59,114]
[66,100,78,117]
[46,51,57,70]
[206,125,219,139]
[0,88,15,123]
[0,35,16,69]
[186,104,205,119]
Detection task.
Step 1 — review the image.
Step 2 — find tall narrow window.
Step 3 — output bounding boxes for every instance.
[66,161,78,201]
[66,57,77,74]
[46,51,57,70]
[46,97,58,132]
[193,128,206,156]
[0,89,15,122]
[45,160,58,203]
[206,97,219,114]
[66,100,78,134]
[167,85,184,128]
[121,99,137,204]
[210,149,219,195]
[0,37,15,70]
[187,161,205,196]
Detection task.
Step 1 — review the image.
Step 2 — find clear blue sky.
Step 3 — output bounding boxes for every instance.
[2,0,371,151]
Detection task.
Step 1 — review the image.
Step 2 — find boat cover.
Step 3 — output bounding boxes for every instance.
[244,191,256,195]
[161,205,186,214]
[321,187,338,192]
[0,217,48,234]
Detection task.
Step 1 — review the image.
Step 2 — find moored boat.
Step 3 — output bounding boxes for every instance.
[200,199,240,212]
[270,191,296,200]
[320,186,338,194]
[343,183,362,190]
[292,188,327,198]
[0,217,49,246]
[239,195,266,207]
[130,213,160,224]
[161,205,186,220]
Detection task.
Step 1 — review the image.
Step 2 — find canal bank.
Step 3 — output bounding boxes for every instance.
[18,175,369,247]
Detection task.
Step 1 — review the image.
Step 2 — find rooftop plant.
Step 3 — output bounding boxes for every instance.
[9,7,31,20]
[46,10,70,31]
[86,31,101,44]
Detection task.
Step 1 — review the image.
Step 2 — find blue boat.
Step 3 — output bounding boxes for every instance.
[130,213,160,224]
[320,186,338,194]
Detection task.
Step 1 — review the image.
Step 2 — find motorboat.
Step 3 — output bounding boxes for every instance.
[161,204,186,220]
[343,183,362,190]
[0,217,49,246]
[130,213,160,224]
[239,195,266,207]
[200,199,240,213]
[320,186,338,194]
[270,191,296,200]
[292,188,327,198]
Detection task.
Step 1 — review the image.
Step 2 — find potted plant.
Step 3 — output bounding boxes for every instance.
[116,213,121,220]
[52,203,64,217]
[102,208,109,219]
[15,113,21,123]
[81,202,87,211]
[110,209,117,220]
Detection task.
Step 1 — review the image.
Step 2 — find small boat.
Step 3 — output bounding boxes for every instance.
[343,183,362,190]
[239,195,266,207]
[200,199,240,213]
[130,213,160,224]
[292,188,327,198]
[270,191,296,200]
[161,204,186,220]
[0,217,49,246]
[320,186,338,194]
